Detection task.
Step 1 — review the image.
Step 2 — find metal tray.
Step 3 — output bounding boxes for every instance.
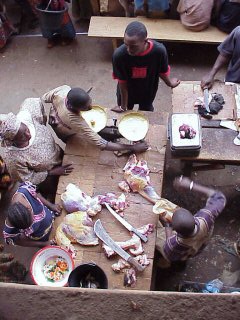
[169,113,202,154]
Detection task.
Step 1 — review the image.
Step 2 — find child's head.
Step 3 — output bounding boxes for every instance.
[172,208,195,237]
[7,202,33,229]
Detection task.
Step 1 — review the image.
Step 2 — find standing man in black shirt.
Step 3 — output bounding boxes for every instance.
[111,21,180,113]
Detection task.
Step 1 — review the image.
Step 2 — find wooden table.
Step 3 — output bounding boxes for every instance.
[170,81,240,167]
[172,81,237,120]
[51,111,168,290]
[88,17,227,50]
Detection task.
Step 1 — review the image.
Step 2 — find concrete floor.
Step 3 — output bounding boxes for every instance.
[1,13,240,292]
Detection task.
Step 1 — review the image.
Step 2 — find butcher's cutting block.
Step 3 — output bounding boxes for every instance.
[172,81,237,120]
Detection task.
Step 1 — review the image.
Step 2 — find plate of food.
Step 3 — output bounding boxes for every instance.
[81,105,107,132]
[118,112,149,142]
[30,246,74,287]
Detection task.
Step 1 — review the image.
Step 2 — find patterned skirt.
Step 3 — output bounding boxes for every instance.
[0,13,15,49]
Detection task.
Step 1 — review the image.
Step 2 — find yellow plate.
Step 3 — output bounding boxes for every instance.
[118,112,149,141]
[81,105,107,133]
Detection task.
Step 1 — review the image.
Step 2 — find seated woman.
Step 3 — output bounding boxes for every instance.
[35,0,76,48]
[0,98,73,198]
[3,181,61,248]
[177,0,215,31]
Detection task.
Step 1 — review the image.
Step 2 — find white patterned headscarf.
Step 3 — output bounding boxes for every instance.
[0,113,21,147]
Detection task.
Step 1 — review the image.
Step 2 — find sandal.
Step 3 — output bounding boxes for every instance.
[111,106,125,113]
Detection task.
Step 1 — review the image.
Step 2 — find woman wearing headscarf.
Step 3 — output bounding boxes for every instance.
[0,98,73,197]
[3,181,61,248]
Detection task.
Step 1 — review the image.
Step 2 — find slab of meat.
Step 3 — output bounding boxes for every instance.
[103,224,154,258]
[122,154,160,200]
[55,212,99,256]
[179,124,196,139]
[98,192,128,216]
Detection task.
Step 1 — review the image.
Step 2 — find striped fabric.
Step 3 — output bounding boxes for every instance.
[163,192,226,262]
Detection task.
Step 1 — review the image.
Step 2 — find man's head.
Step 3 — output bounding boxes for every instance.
[172,208,195,237]
[67,88,92,113]
[7,202,33,230]
[124,21,148,56]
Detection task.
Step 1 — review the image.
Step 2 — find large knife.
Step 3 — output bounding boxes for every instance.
[94,219,144,272]
[104,203,148,243]
[203,88,211,113]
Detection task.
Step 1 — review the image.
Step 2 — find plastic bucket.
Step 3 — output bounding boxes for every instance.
[68,263,108,289]
[35,5,67,31]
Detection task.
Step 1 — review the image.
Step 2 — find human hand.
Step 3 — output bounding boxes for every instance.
[169,78,180,88]
[49,163,73,176]
[159,215,171,227]
[173,176,192,192]
[201,74,214,90]
[111,106,126,113]
[132,141,149,153]
[50,203,62,216]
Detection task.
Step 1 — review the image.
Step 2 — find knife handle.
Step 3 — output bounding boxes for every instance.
[132,229,148,243]
[127,257,145,272]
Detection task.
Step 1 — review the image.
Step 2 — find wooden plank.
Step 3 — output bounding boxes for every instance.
[172,81,237,120]
[88,16,227,44]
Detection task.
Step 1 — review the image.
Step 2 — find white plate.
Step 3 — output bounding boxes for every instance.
[171,113,201,148]
[81,105,107,132]
[30,246,74,287]
[118,112,149,142]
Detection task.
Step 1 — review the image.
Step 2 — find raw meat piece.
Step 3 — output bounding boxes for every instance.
[111,259,131,272]
[123,154,149,192]
[123,154,160,200]
[179,124,196,139]
[135,254,150,267]
[137,224,154,236]
[103,224,154,257]
[103,234,143,258]
[55,211,99,254]
[61,183,102,216]
[118,181,131,193]
[124,268,137,287]
[98,192,128,216]
[112,254,150,273]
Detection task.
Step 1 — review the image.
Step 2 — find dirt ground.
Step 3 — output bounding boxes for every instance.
[1,3,240,292]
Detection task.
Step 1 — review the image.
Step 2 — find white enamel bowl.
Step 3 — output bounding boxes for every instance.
[30,245,74,287]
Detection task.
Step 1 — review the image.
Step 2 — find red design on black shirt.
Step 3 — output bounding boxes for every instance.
[131,67,147,79]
